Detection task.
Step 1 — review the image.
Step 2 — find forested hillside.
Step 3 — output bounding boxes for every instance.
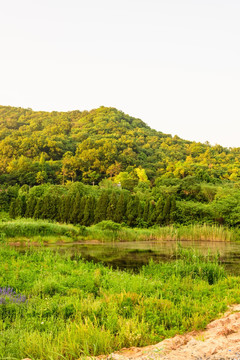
[0,105,239,228]
[0,105,239,185]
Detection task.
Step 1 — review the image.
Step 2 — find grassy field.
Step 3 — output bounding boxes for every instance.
[0,218,238,243]
[0,245,240,359]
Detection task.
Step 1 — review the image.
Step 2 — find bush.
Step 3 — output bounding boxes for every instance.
[95,220,121,231]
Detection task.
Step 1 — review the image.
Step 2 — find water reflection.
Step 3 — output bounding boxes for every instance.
[44,240,240,275]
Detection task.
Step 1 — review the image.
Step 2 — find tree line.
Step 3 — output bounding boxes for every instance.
[9,190,177,228]
[2,179,238,228]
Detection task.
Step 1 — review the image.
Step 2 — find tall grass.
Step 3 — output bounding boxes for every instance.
[0,218,238,243]
[0,245,240,359]
[0,219,79,239]
[86,223,238,242]
[142,244,226,285]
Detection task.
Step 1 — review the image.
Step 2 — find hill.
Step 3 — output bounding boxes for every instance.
[0,105,239,186]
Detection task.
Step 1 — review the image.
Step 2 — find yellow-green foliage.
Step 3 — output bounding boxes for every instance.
[0,105,239,186]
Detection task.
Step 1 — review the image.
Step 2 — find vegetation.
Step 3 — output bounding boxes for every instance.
[0,106,239,359]
[88,222,238,242]
[0,219,238,243]
[0,105,239,231]
[0,105,239,186]
[0,179,240,231]
[0,245,240,359]
[0,219,79,239]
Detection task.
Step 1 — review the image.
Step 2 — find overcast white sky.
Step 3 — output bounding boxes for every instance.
[0,0,240,148]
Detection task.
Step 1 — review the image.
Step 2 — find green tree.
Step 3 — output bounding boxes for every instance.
[9,199,16,219]
[61,195,73,223]
[126,195,139,227]
[78,196,87,224]
[25,196,37,218]
[94,192,109,224]
[114,192,126,223]
[155,197,165,225]
[11,197,25,218]
[148,200,156,226]
[163,196,171,224]
[106,192,118,221]
[83,196,95,226]
[41,195,58,220]
[170,195,177,223]
[142,201,149,223]
[34,198,44,219]
[71,193,82,224]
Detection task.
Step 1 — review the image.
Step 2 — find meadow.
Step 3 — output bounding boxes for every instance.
[1,244,240,359]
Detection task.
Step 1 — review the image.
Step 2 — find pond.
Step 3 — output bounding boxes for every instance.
[44,240,240,275]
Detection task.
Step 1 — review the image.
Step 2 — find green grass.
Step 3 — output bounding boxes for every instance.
[0,245,240,359]
[86,222,238,242]
[0,219,79,240]
[0,219,238,244]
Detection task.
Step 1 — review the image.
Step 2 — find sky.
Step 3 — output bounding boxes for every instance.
[0,0,240,148]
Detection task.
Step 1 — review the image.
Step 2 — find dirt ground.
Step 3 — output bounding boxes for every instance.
[97,305,240,360]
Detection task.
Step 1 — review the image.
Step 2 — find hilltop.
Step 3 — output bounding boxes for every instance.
[0,105,239,186]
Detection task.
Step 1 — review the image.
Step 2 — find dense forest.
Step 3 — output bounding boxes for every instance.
[0,105,239,228]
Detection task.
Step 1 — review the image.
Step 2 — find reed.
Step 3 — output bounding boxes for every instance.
[0,219,79,238]
[86,223,237,242]
[0,219,238,243]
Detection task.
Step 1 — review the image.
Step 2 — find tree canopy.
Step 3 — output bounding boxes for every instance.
[0,105,239,186]
[0,105,239,229]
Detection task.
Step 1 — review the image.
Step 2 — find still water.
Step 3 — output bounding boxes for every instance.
[47,240,240,275]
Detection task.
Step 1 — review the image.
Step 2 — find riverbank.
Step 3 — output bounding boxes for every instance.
[1,245,240,358]
[0,218,238,243]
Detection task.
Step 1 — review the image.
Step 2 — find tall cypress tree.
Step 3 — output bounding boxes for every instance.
[21,195,27,217]
[61,195,72,223]
[41,195,51,219]
[114,192,126,224]
[14,197,24,218]
[170,195,177,223]
[137,200,144,223]
[148,200,156,226]
[56,196,64,222]
[78,196,87,224]
[155,197,165,225]
[25,196,37,218]
[54,196,62,222]
[143,201,149,223]
[41,194,58,221]
[34,198,44,219]
[83,196,95,226]
[106,192,117,221]
[9,199,16,219]
[94,191,109,223]
[51,195,59,221]
[126,195,139,227]
[163,196,171,225]
[71,193,82,224]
